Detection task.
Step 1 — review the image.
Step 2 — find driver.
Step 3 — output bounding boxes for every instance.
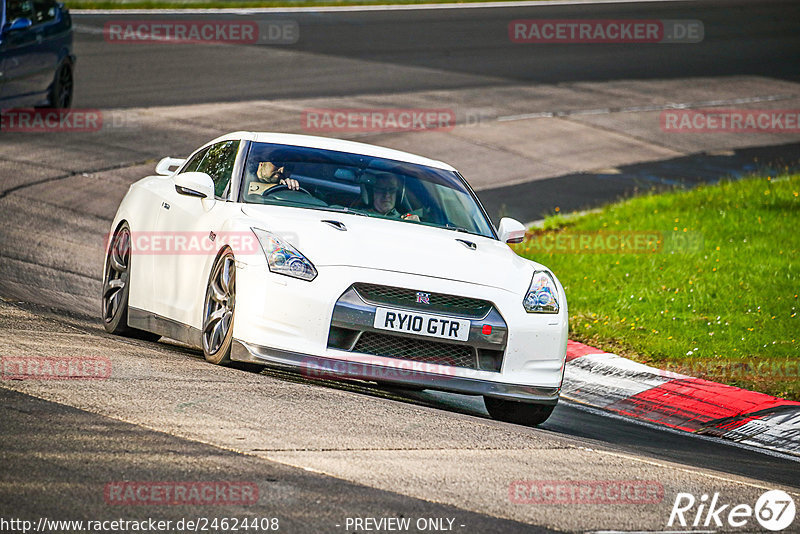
[366,173,420,222]
[247,161,300,196]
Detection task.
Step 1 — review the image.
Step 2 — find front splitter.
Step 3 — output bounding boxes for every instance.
[232,339,560,404]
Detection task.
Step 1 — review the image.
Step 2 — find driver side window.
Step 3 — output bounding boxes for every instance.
[195,141,240,199]
[7,0,34,22]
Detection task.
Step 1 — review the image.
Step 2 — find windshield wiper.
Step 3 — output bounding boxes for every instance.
[443,223,494,240]
[445,223,471,234]
[317,206,370,217]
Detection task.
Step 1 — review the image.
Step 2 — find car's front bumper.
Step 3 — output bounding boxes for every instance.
[231,339,560,403]
[232,264,568,402]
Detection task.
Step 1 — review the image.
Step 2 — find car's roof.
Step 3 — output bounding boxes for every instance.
[209,131,456,172]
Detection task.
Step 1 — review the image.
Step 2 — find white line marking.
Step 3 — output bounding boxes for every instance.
[498,94,796,122]
[590,531,716,534]
[71,0,701,15]
[73,24,107,35]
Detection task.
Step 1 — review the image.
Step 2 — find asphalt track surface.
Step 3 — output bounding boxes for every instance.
[68,0,800,224]
[2,299,799,532]
[2,0,800,532]
[72,0,800,108]
[0,386,555,534]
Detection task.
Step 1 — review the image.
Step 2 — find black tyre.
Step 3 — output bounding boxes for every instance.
[45,60,74,109]
[102,223,160,341]
[484,396,556,426]
[202,248,236,365]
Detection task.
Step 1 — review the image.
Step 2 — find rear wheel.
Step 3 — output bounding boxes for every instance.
[484,396,555,426]
[202,249,236,365]
[102,223,160,341]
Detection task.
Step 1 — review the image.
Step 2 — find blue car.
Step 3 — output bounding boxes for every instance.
[0,0,74,109]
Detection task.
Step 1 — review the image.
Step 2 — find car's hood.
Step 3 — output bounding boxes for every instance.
[241,205,537,293]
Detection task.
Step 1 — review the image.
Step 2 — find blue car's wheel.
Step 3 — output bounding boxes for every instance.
[46,60,73,109]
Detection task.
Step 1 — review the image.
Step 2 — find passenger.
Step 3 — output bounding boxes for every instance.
[365,173,420,221]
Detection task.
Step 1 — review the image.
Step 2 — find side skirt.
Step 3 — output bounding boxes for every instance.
[128,307,203,348]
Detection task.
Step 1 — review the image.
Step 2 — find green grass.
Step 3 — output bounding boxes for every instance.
[514,173,800,400]
[67,0,541,9]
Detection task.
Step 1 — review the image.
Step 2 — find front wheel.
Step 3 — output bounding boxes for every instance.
[202,248,236,365]
[484,397,555,426]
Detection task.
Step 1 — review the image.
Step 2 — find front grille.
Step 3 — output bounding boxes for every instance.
[353,283,492,318]
[352,331,477,370]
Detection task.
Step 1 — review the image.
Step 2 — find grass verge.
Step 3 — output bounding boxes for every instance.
[514,173,800,400]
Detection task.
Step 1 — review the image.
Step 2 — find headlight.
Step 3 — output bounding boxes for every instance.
[523,270,559,313]
[251,228,317,281]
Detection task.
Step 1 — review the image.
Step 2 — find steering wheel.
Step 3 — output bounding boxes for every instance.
[261,184,313,198]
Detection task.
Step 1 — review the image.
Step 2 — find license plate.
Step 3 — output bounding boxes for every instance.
[373,308,470,342]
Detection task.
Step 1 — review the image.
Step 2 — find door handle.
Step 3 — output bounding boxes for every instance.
[161,202,170,210]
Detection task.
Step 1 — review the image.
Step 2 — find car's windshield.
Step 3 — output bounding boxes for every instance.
[240,142,496,239]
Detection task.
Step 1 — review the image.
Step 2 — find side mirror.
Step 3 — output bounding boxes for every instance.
[174,172,214,199]
[7,18,33,32]
[155,157,185,176]
[498,217,527,244]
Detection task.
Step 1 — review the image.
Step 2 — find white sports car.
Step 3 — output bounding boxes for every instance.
[103,132,568,425]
